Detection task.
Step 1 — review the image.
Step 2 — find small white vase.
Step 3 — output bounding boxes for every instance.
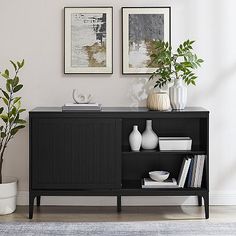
[141,120,158,150]
[129,125,142,151]
[169,79,187,110]
[147,92,171,111]
[0,177,17,215]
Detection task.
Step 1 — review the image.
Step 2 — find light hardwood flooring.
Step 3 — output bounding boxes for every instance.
[0,206,236,222]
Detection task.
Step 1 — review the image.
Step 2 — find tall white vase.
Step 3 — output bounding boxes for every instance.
[141,120,158,150]
[169,79,187,110]
[129,125,142,151]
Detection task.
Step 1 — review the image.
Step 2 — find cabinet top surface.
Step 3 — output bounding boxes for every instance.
[30,107,209,113]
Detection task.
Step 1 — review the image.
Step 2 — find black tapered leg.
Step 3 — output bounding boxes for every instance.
[36,196,41,207]
[29,194,35,219]
[198,196,202,206]
[203,194,209,219]
[117,195,121,213]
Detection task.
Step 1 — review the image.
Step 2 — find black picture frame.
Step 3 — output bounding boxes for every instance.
[122,7,171,75]
[64,7,113,74]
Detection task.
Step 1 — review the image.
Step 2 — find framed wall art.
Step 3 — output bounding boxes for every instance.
[122,7,171,75]
[64,7,113,74]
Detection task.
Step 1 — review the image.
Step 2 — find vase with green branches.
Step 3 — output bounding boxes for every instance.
[0,60,26,184]
[149,40,203,109]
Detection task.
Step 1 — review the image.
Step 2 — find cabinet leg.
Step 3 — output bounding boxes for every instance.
[117,195,121,213]
[198,196,202,206]
[29,194,35,219]
[36,196,41,207]
[203,194,209,219]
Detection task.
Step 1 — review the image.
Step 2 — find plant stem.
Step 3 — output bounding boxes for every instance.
[0,158,3,184]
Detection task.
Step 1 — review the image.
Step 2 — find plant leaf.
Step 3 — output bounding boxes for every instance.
[13,97,21,104]
[10,125,25,135]
[10,60,17,71]
[18,109,26,113]
[13,76,19,87]
[2,97,8,106]
[1,89,9,100]
[16,119,26,124]
[13,84,23,93]
[1,132,6,138]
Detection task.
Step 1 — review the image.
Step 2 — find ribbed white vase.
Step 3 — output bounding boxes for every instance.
[169,79,187,110]
[129,125,142,152]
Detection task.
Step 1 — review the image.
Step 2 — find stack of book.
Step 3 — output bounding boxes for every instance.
[62,103,102,112]
[178,155,206,188]
[141,155,205,189]
[142,178,179,188]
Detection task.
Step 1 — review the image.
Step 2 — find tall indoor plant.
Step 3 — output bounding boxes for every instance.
[0,60,26,215]
[149,40,204,109]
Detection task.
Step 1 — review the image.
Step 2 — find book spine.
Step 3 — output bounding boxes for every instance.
[194,155,201,187]
[191,155,197,187]
[180,158,191,188]
[187,157,194,187]
[197,155,205,187]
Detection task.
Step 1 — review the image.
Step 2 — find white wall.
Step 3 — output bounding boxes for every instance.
[0,0,236,205]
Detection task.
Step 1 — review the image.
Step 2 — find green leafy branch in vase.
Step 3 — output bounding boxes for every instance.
[149,40,204,88]
[0,60,26,184]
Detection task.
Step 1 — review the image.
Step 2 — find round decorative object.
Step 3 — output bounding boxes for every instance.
[147,92,170,111]
[141,120,158,150]
[129,125,142,152]
[0,177,17,215]
[72,89,92,104]
[169,79,187,110]
[149,171,170,182]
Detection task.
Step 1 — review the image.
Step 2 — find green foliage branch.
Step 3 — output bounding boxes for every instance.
[149,40,204,88]
[0,60,26,184]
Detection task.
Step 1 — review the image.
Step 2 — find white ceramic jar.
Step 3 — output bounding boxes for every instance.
[147,92,170,111]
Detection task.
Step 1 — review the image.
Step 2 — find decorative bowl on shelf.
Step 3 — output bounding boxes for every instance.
[149,171,170,182]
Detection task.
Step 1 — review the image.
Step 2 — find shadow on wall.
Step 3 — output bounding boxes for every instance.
[127,77,169,107]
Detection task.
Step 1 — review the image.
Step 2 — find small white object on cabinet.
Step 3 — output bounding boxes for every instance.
[129,125,142,152]
[141,120,158,150]
[159,137,192,151]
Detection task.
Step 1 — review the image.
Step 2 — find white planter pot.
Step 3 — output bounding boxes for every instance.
[169,79,187,110]
[0,177,17,215]
[129,125,142,152]
[147,92,170,111]
[141,120,158,150]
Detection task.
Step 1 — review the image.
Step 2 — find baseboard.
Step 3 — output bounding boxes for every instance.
[17,191,236,206]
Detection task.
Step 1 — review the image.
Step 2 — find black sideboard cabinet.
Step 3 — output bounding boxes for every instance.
[29,107,209,219]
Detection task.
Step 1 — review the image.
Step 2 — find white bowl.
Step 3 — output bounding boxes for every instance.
[149,171,170,182]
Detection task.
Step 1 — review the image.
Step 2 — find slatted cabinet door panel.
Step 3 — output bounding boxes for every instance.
[31,118,121,190]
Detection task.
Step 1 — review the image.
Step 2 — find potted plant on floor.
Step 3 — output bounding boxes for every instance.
[0,60,26,215]
[148,40,204,110]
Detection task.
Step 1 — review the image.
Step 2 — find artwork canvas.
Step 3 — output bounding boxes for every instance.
[64,7,113,74]
[122,7,171,74]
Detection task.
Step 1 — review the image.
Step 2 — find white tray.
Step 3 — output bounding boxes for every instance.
[159,137,192,151]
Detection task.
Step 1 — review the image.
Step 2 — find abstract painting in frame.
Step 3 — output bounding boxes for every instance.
[122,7,171,75]
[64,7,113,74]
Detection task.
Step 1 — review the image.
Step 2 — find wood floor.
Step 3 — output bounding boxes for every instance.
[0,206,235,222]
